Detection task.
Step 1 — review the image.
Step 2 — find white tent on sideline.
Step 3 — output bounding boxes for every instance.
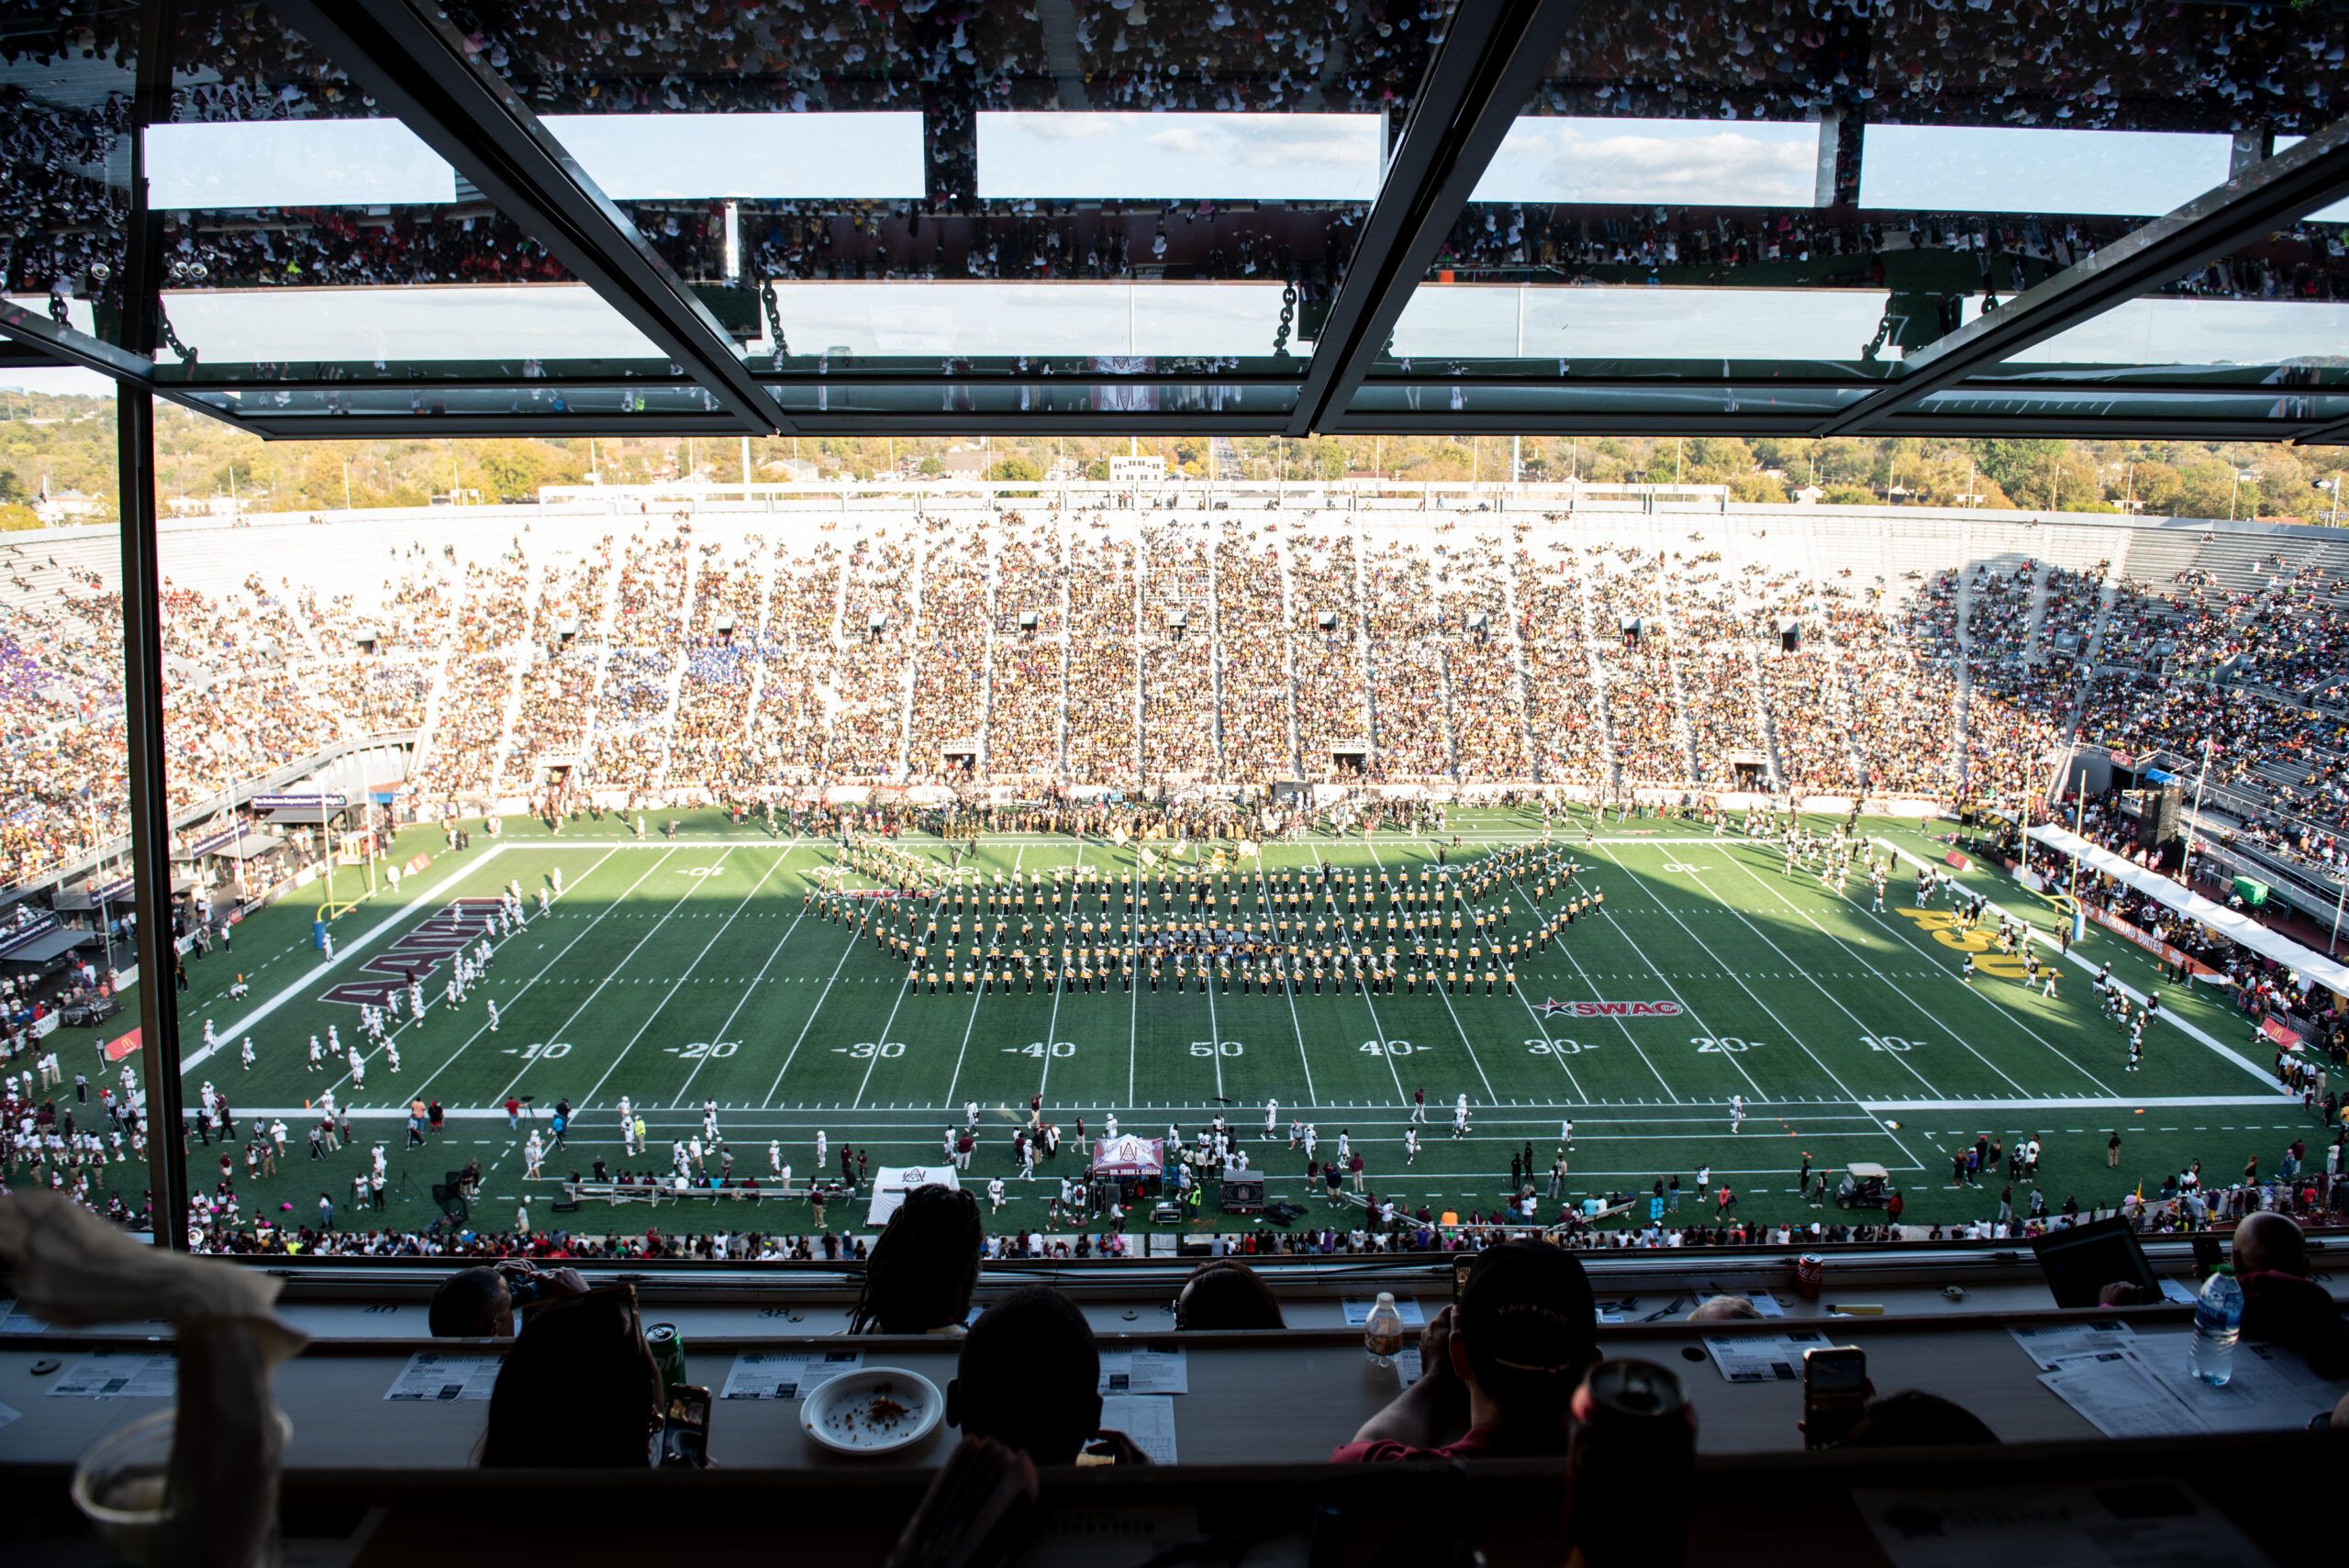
[2027,824,2349,996]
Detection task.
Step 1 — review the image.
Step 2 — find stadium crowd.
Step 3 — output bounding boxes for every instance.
[16,504,2349,896]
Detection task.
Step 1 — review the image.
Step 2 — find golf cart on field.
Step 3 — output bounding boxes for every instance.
[1835,1162,1892,1209]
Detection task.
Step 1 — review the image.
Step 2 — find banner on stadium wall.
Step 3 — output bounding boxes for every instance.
[2079,901,2216,977]
[31,1013,59,1040]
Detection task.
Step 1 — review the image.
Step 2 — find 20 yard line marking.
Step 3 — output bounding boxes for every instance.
[527,844,769,1107]
[669,834,812,1106]
[1586,840,1932,1173]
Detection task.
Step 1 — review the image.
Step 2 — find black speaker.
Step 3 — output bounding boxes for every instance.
[551,1198,580,1215]
[2155,784,2181,843]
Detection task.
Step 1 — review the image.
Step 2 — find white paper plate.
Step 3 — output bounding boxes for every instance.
[800,1367,944,1456]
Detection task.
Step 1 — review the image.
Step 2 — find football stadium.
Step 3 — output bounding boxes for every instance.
[4,0,2349,1547]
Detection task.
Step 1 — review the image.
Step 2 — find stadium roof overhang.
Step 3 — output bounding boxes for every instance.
[10,1,2349,443]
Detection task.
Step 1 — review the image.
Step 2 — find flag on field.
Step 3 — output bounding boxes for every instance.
[1140,848,1158,868]
[1113,826,1129,846]
[1237,840,1261,860]
[1172,839,1189,860]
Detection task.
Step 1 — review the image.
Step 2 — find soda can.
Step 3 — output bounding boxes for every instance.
[646,1322,686,1393]
[1567,1360,1696,1568]
[1795,1252,1825,1299]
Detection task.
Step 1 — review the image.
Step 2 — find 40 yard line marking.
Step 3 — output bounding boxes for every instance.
[1361,840,1485,1106]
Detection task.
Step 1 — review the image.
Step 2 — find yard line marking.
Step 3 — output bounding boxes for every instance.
[1868,836,2279,1092]
[945,845,1021,1108]
[1360,840,1487,1106]
[386,847,666,1106]
[1586,840,1929,1171]
[1487,871,1598,1103]
[1497,866,1678,1097]
[1708,844,2051,1096]
[183,840,542,1072]
[557,845,790,1108]
[671,835,812,1105]
[1244,847,1323,1106]
[1660,849,1959,1099]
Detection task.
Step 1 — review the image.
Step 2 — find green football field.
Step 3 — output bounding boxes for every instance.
[117,806,2322,1241]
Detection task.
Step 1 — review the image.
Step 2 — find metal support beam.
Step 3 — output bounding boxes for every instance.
[117,0,190,1251]
[266,0,785,434]
[1284,0,1581,437]
[1819,114,2349,437]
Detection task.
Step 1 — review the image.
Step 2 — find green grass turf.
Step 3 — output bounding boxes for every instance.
[73,806,2322,1242]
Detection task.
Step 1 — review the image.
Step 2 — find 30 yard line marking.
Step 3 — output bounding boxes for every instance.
[1489,869,1592,1102]
[759,921,869,1108]
[1498,866,1679,1098]
[945,845,1020,1108]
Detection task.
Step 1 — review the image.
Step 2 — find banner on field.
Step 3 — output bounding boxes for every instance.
[1944,850,1971,871]
[404,854,431,874]
[104,1029,141,1062]
[2261,1015,2307,1051]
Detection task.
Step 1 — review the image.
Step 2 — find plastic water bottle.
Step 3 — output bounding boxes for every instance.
[2188,1265,2243,1386]
[1363,1292,1405,1369]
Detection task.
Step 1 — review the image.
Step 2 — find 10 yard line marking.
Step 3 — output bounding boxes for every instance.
[399,846,667,1106]
[1709,842,2044,1097]
[1590,840,1932,1172]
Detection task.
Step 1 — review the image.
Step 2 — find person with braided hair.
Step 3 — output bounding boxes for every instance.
[847,1182,985,1336]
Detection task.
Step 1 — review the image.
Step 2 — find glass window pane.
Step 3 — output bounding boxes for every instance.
[0,371,151,1230]
[1383,1,2349,387]
[150,0,684,384]
[443,0,1456,373]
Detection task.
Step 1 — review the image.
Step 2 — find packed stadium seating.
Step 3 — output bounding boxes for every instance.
[6,489,2349,896]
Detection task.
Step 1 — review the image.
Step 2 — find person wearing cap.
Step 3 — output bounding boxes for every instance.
[1330,1239,1601,1462]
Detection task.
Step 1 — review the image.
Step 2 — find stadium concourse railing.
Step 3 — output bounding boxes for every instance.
[2,729,417,906]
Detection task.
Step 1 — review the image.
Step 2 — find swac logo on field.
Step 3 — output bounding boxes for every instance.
[319,897,505,1008]
[1534,997,1683,1018]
